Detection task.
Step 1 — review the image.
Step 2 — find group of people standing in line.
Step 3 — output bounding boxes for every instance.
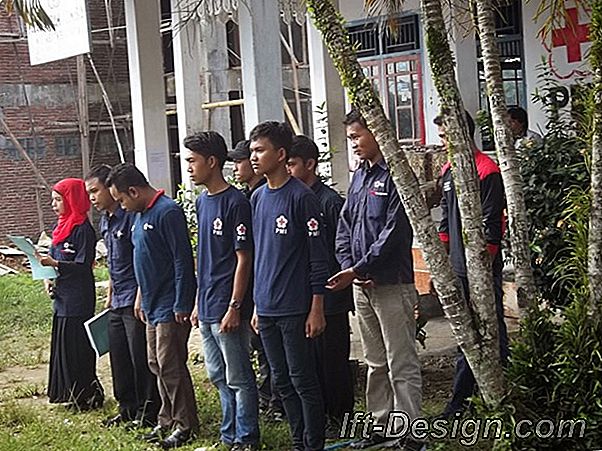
[37,108,510,451]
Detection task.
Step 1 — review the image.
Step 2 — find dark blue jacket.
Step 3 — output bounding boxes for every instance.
[311,181,353,315]
[50,221,96,318]
[131,193,197,326]
[100,207,137,309]
[438,151,505,277]
[251,177,329,316]
[336,159,414,285]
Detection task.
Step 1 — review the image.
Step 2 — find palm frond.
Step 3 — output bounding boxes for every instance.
[3,0,54,30]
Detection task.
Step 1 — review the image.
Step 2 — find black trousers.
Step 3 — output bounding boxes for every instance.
[108,306,160,422]
[445,273,509,415]
[314,311,354,423]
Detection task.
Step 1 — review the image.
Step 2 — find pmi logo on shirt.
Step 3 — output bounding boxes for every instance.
[443,181,452,192]
[61,242,76,254]
[143,223,154,231]
[369,180,388,197]
[307,218,320,237]
[236,223,247,241]
[213,217,223,236]
[275,215,288,235]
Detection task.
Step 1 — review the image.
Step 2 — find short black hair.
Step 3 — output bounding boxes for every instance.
[183,131,228,168]
[343,108,368,129]
[434,110,476,139]
[249,121,294,154]
[106,163,149,193]
[507,106,528,129]
[289,135,319,163]
[85,164,112,185]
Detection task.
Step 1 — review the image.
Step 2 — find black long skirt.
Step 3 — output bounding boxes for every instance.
[48,315,104,409]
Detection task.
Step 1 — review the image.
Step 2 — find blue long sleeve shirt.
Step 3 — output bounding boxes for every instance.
[196,186,253,323]
[131,193,197,326]
[100,207,138,309]
[251,177,329,316]
[336,159,414,285]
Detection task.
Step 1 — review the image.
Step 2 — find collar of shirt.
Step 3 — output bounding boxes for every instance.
[359,158,388,174]
[146,189,165,210]
[107,205,125,222]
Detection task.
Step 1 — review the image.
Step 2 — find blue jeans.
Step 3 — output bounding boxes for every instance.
[200,322,259,446]
[258,315,325,451]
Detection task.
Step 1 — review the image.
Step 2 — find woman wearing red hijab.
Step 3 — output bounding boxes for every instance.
[39,178,104,410]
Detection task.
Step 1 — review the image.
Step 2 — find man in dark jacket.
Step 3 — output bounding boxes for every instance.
[435,111,509,418]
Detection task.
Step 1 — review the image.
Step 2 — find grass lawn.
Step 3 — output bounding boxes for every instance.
[0,272,492,450]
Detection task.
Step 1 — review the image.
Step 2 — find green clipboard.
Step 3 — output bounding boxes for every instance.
[84,309,110,358]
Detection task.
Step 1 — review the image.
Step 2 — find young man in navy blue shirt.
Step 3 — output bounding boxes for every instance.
[249,121,329,451]
[228,140,284,421]
[106,164,198,449]
[85,165,160,429]
[286,135,354,437]
[328,110,422,450]
[434,112,509,418]
[184,132,260,451]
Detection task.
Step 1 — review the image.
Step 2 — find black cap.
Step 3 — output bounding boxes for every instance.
[227,140,251,161]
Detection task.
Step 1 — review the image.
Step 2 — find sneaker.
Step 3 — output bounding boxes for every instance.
[160,428,194,449]
[138,424,169,443]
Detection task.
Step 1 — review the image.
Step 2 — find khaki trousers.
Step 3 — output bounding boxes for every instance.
[147,321,199,433]
[353,283,422,425]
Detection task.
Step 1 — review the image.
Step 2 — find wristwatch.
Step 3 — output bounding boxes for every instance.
[229,299,242,310]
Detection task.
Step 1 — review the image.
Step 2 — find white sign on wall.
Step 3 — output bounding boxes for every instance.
[27,0,91,66]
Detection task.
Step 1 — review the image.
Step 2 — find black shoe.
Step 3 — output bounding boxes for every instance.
[102,414,123,428]
[350,434,391,449]
[138,424,169,443]
[160,428,193,449]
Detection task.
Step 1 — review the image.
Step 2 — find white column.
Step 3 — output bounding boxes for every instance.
[453,34,479,116]
[522,0,547,133]
[307,6,350,193]
[238,0,284,133]
[124,0,172,194]
[171,0,203,188]
[199,21,232,148]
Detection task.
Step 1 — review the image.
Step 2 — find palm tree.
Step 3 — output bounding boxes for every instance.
[589,0,602,314]
[306,0,506,407]
[474,0,538,313]
[2,0,53,30]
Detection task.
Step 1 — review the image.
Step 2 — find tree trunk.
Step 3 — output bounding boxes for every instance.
[589,1,602,315]
[305,0,506,407]
[421,0,504,394]
[475,0,538,313]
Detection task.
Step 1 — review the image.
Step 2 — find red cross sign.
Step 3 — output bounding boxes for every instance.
[551,8,590,63]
